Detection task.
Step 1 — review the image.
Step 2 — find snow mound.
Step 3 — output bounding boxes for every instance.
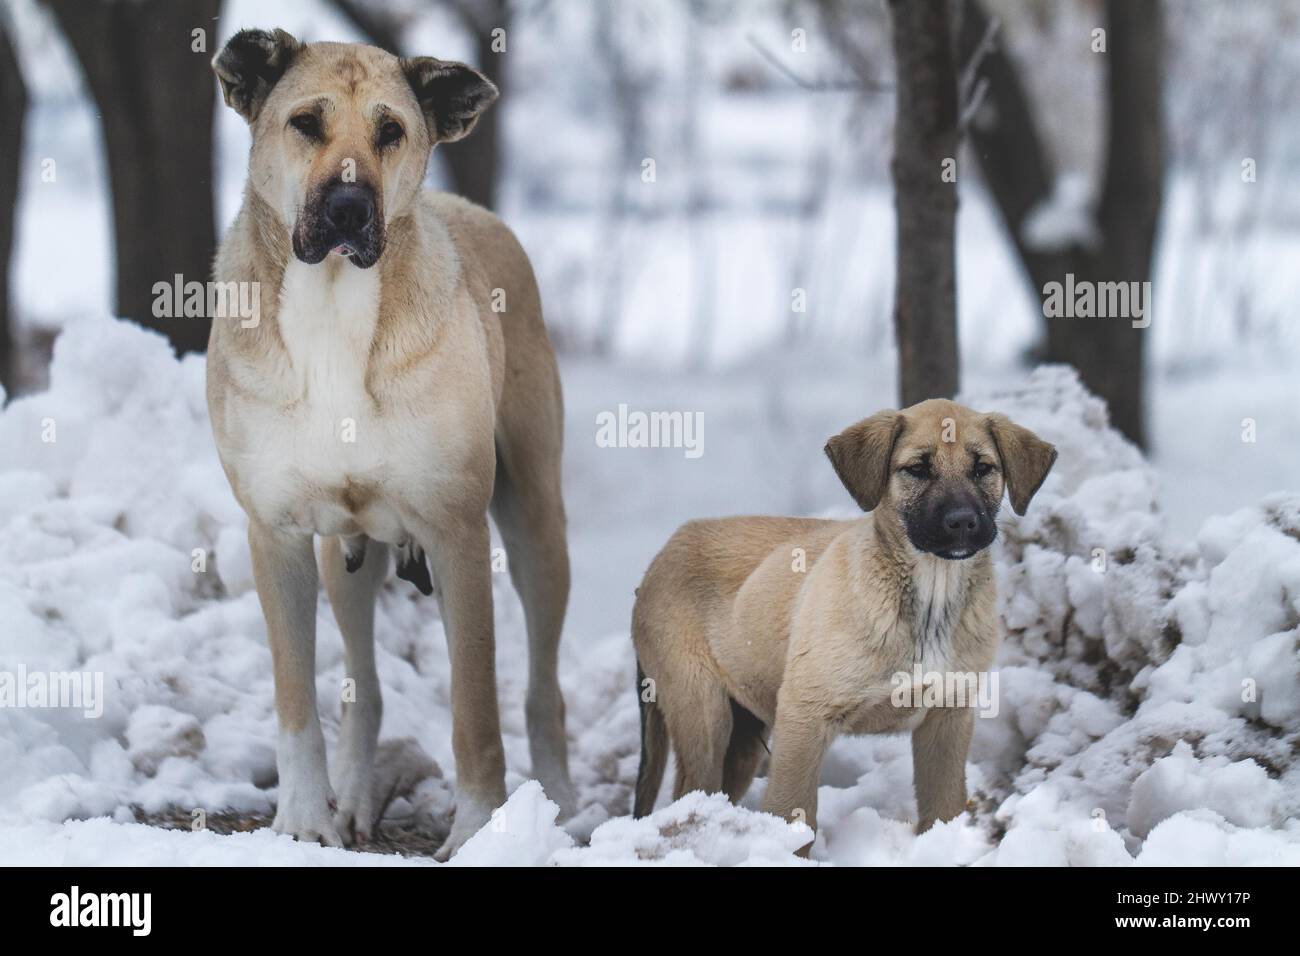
[558,791,813,866]
[0,320,1296,865]
[0,316,643,857]
[957,367,1300,861]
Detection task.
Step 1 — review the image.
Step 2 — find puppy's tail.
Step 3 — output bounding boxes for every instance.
[633,659,668,818]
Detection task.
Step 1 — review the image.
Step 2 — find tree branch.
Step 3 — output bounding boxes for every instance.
[956,0,1065,286]
[746,32,888,93]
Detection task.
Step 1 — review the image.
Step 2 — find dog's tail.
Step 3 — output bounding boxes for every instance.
[633,659,668,818]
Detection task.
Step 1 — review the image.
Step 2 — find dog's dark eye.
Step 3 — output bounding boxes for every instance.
[378,120,405,147]
[903,464,931,480]
[289,113,322,139]
[973,461,995,478]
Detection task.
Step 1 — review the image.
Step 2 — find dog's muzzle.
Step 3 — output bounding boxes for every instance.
[293,180,385,268]
[904,494,997,560]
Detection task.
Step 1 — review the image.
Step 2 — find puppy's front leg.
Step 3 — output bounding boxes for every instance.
[248,522,341,846]
[911,706,974,833]
[762,703,833,856]
[427,515,507,861]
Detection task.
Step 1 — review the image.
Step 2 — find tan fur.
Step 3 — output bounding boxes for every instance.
[632,400,1056,854]
[207,32,573,859]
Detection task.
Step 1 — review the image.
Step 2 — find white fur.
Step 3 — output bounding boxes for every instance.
[277,255,381,412]
[909,553,967,669]
[230,257,426,544]
[272,724,340,846]
[887,554,972,731]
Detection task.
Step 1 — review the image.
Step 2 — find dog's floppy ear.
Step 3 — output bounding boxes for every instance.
[213,29,302,124]
[825,411,903,513]
[986,413,1057,515]
[401,57,498,143]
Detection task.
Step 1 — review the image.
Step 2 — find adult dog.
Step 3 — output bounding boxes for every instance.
[631,400,1055,851]
[207,30,573,859]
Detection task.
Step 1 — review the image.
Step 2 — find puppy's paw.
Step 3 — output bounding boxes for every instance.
[433,796,494,862]
[536,770,578,821]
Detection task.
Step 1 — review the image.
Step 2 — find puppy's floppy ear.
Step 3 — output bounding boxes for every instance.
[213,29,302,124]
[986,413,1057,515]
[401,57,498,143]
[825,411,903,513]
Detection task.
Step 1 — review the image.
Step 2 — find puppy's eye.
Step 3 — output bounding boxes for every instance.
[903,464,931,480]
[289,113,322,139]
[378,120,405,147]
[973,461,995,478]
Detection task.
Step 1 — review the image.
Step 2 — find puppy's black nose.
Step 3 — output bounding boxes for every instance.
[943,507,978,534]
[325,184,375,234]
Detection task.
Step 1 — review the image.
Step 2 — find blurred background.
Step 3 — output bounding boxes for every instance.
[0,0,1297,630]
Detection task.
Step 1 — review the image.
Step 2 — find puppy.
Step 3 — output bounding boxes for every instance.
[631,399,1055,849]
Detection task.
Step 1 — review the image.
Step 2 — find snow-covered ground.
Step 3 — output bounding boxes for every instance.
[1,0,1297,865]
[1,319,1297,866]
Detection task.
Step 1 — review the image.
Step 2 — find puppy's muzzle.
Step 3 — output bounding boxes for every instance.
[906,495,997,560]
[938,505,981,557]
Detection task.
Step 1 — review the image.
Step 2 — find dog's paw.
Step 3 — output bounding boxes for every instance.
[272,798,344,848]
[332,774,376,847]
[333,803,374,848]
[273,727,341,846]
[433,796,494,862]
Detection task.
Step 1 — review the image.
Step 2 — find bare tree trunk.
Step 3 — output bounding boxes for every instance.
[887,0,961,406]
[959,0,1164,447]
[439,10,505,211]
[0,18,25,396]
[683,0,715,369]
[591,0,644,355]
[1084,0,1164,447]
[46,0,219,356]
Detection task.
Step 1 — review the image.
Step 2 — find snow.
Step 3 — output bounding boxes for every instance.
[2,0,1297,866]
[1127,741,1282,837]
[1,317,1296,866]
[1020,172,1102,254]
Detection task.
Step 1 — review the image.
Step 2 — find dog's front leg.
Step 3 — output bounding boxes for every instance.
[426,515,507,861]
[249,522,341,846]
[911,706,974,833]
[322,536,388,846]
[762,705,833,857]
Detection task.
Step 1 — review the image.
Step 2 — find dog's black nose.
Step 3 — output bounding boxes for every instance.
[325,184,375,234]
[943,507,979,534]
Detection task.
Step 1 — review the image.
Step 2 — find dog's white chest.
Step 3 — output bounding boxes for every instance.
[909,557,965,670]
[276,257,380,426]
[873,558,967,733]
[232,259,424,540]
